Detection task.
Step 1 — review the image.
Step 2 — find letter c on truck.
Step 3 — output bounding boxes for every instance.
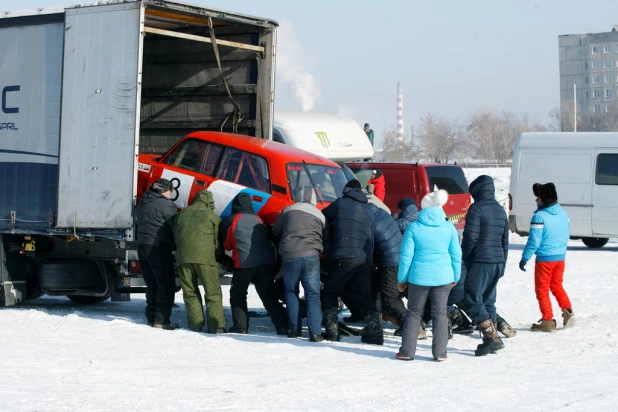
[2,85,20,114]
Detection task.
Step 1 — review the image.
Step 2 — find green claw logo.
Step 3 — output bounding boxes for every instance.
[315,131,330,148]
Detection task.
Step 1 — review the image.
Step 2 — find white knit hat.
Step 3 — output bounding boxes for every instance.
[421,189,449,209]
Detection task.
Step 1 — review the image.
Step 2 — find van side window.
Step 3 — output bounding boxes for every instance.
[596,154,618,185]
[163,139,221,175]
[216,148,271,193]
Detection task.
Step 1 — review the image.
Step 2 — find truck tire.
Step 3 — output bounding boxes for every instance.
[66,295,112,304]
[582,237,609,249]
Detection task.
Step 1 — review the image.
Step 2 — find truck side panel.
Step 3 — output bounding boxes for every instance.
[0,22,63,232]
[57,3,142,229]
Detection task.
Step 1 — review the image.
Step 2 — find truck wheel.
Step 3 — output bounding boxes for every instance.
[582,237,609,248]
[66,295,112,304]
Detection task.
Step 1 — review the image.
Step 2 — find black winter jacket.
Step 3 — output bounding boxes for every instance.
[370,204,402,267]
[322,188,374,262]
[136,190,177,247]
[461,175,509,266]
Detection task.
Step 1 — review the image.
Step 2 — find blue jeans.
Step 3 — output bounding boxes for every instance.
[283,255,322,335]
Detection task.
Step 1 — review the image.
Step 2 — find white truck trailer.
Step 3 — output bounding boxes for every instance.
[0,0,277,306]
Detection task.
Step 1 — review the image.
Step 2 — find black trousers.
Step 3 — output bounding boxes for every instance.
[374,266,407,325]
[230,264,288,331]
[138,243,176,325]
[322,259,376,317]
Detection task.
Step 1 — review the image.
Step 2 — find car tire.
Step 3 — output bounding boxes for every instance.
[581,237,609,248]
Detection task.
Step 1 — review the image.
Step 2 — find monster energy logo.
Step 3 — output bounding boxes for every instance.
[315,131,330,148]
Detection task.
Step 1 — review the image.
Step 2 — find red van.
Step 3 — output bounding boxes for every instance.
[345,162,471,233]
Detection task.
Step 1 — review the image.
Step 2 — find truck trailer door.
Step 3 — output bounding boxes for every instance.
[57,2,143,229]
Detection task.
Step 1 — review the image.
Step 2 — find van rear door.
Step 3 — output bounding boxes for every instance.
[592,150,618,236]
[423,166,470,229]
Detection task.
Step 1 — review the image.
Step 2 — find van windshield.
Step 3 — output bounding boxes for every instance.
[286,163,347,202]
[425,166,469,194]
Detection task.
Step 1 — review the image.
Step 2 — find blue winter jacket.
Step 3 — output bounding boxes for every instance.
[461,175,509,266]
[322,187,375,262]
[395,204,419,234]
[398,207,462,286]
[370,204,402,267]
[522,203,569,263]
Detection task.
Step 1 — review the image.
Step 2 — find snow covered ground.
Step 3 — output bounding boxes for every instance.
[1,168,617,411]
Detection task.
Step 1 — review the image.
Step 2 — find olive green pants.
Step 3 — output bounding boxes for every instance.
[178,263,226,331]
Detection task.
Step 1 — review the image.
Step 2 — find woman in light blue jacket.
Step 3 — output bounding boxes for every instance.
[396,189,462,362]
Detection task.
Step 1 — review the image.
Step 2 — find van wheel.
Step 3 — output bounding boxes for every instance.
[582,237,609,248]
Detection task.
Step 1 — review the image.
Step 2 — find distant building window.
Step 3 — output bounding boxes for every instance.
[586,91,590,99]
[585,76,589,83]
[592,46,599,54]
[606,105,612,113]
[606,89,613,98]
[592,60,599,69]
[605,75,612,83]
[593,89,601,98]
[585,61,588,69]
[594,104,601,112]
[605,59,612,68]
[593,75,600,83]
[604,45,611,53]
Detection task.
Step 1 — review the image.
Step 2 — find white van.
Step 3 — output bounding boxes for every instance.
[273,111,374,164]
[509,132,618,248]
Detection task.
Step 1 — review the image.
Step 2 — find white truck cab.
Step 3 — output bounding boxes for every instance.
[509,132,618,248]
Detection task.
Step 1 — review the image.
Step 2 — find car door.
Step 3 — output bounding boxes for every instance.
[592,150,618,236]
[149,138,223,209]
[208,147,273,219]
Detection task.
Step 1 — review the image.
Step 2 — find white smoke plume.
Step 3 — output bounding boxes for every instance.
[277,21,320,111]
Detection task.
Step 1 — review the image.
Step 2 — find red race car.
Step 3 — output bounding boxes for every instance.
[137,131,348,226]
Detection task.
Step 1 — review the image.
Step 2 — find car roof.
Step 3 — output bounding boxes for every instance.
[186,131,341,167]
[346,162,460,168]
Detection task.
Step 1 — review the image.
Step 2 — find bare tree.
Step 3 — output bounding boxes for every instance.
[466,109,547,162]
[381,128,419,162]
[550,103,618,132]
[418,113,464,163]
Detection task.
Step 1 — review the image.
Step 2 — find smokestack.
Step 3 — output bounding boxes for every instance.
[397,82,404,142]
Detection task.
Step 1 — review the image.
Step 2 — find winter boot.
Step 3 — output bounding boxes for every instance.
[361,312,384,345]
[450,307,474,335]
[206,327,227,334]
[228,326,248,334]
[475,319,505,357]
[323,308,340,341]
[496,315,517,338]
[310,334,325,342]
[152,322,179,330]
[277,327,290,336]
[562,308,575,329]
[287,330,302,338]
[530,319,556,332]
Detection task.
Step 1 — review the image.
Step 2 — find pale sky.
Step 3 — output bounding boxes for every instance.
[5,0,618,141]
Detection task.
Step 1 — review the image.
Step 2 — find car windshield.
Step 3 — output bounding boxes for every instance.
[286,163,347,203]
[425,166,469,194]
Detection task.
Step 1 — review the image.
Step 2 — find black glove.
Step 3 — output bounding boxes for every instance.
[519,259,527,272]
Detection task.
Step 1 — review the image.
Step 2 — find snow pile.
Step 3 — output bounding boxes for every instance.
[1,168,617,411]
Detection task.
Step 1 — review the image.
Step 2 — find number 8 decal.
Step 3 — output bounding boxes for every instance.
[169,178,181,202]
[161,170,195,209]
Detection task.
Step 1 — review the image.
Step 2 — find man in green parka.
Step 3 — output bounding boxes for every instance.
[175,190,227,333]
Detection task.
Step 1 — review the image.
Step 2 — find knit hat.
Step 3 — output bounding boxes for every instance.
[344,179,362,190]
[540,183,558,205]
[150,178,173,194]
[398,197,417,211]
[421,189,449,209]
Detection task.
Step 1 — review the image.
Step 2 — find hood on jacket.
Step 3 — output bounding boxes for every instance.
[231,192,254,214]
[193,190,215,210]
[400,203,419,221]
[421,189,448,209]
[372,169,383,179]
[295,186,317,206]
[140,190,167,205]
[417,207,447,227]
[469,175,495,201]
[342,187,368,203]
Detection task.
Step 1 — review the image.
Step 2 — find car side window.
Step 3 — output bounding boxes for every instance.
[596,153,618,185]
[216,148,271,193]
[163,139,222,176]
